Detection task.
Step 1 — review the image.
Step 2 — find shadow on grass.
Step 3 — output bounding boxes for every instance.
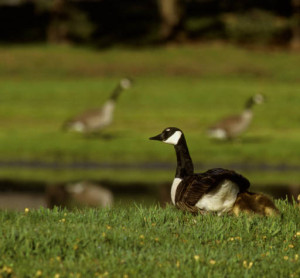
[209,136,272,144]
[84,132,121,141]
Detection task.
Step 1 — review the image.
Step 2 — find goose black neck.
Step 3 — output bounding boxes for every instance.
[110,85,123,101]
[174,135,194,178]
[245,98,254,109]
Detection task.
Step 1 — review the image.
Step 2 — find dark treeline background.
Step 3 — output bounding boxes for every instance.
[0,0,299,48]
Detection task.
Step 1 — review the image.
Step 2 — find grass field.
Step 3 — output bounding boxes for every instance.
[0,44,300,184]
[0,201,299,278]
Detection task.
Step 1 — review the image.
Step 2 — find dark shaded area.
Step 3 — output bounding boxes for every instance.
[0,0,295,46]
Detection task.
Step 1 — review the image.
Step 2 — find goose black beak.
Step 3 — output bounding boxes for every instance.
[149,133,163,141]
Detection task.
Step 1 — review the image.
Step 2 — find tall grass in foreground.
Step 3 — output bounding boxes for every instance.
[0,200,299,277]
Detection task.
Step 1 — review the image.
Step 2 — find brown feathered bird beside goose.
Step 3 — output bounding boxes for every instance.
[207,94,264,140]
[150,127,279,216]
[63,78,132,134]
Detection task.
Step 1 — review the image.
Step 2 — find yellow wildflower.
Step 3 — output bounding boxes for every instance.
[36,270,42,276]
[194,255,200,261]
[210,260,216,265]
[106,225,111,230]
[243,261,253,269]
[73,244,78,250]
[54,274,60,278]
[2,266,13,274]
[289,244,294,248]
[124,275,129,278]
[24,208,29,213]
[139,235,145,239]
[284,256,289,261]
[295,254,299,261]
[152,223,156,226]
[102,232,106,238]
[296,232,300,237]
[154,237,159,242]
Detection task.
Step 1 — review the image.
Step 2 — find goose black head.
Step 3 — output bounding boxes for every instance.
[120,78,132,90]
[246,93,265,108]
[149,127,183,145]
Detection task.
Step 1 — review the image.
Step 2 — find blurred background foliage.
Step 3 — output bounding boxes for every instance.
[0,0,299,48]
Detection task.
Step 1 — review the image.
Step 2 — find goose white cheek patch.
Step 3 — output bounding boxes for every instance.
[163,131,182,145]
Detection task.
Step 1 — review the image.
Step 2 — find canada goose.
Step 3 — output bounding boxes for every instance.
[207,94,264,140]
[46,181,113,208]
[150,127,278,216]
[63,78,132,134]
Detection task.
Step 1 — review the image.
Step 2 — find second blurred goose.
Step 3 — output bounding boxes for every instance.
[63,78,132,134]
[207,94,264,140]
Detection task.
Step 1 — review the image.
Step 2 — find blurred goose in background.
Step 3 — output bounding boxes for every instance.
[63,78,132,134]
[207,94,264,140]
[150,127,278,216]
[47,181,113,208]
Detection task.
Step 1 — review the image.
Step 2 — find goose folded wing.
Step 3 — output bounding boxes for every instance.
[175,175,218,206]
[175,168,250,207]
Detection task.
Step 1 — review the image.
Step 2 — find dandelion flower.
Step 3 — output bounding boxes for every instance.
[176,260,180,268]
[123,275,129,278]
[36,270,42,277]
[209,259,216,265]
[295,254,298,261]
[194,255,200,261]
[284,256,289,261]
[289,244,294,248]
[24,208,29,213]
[106,225,111,230]
[243,261,253,269]
[2,266,13,274]
[54,274,60,278]
[296,232,300,237]
[139,235,145,239]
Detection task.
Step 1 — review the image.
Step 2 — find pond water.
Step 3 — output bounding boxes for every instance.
[0,179,299,211]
